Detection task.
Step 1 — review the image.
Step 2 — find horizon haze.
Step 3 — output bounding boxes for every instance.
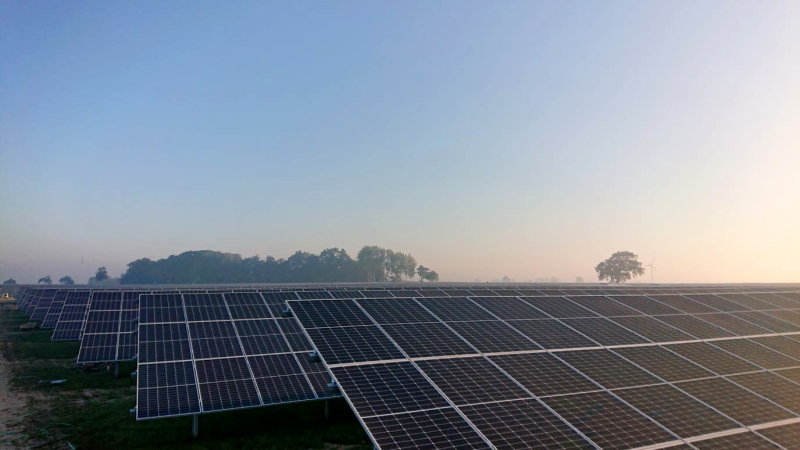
[2,1,799,284]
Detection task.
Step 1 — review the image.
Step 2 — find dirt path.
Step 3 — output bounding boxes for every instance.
[0,349,28,449]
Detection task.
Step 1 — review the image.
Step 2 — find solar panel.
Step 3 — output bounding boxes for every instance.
[41,290,70,328]
[135,292,338,420]
[30,290,57,320]
[52,290,92,341]
[78,291,124,363]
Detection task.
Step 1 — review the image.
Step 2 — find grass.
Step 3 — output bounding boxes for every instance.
[1,309,371,449]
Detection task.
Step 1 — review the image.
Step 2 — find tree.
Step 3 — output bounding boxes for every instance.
[38,275,52,284]
[357,246,388,282]
[59,276,75,285]
[416,266,430,282]
[2,278,16,285]
[95,266,109,281]
[424,270,439,282]
[595,251,645,284]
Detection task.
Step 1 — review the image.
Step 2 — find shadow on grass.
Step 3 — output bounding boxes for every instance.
[42,396,369,450]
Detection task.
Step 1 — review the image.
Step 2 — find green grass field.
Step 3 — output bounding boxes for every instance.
[0,309,371,449]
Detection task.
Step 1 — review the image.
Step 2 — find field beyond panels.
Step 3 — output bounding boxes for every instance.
[0,309,370,450]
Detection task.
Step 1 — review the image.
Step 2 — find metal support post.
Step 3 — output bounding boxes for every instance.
[192,414,199,437]
[114,361,120,378]
[324,399,329,420]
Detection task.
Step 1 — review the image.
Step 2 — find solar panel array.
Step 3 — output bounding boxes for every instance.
[135,291,336,419]
[289,289,800,449]
[11,283,800,448]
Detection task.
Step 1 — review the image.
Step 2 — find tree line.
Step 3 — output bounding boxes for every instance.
[118,246,438,285]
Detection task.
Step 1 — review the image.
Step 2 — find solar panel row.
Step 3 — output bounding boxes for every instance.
[11,283,800,449]
[289,293,800,450]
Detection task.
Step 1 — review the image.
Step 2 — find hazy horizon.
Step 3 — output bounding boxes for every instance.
[2,1,799,284]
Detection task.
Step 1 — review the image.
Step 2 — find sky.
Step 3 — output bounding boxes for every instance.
[1,1,799,284]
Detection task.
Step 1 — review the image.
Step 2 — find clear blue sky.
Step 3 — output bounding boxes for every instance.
[2,1,799,283]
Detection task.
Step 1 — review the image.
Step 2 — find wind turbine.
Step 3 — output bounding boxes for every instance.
[645,258,657,284]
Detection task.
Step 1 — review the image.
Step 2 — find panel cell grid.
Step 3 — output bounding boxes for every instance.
[731,312,800,333]
[446,320,542,353]
[675,377,797,426]
[567,296,644,317]
[468,296,550,320]
[558,349,661,389]
[665,342,760,375]
[509,319,600,350]
[696,313,772,336]
[290,299,374,328]
[361,407,490,449]
[608,295,683,315]
[751,336,800,359]
[761,310,800,326]
[614,383,738,438]
[331,362,450,417]
[757,422,800,448]
[683,294,751,312]
[647,295,719,314]
[357,298,438,324]
[520,297,598,319]
[358,290,395,298]
[416,357,531,406]
[717,294,781,311]
[415,297,497,322]
[692,431,779,449]
[612,346,714,382]
[489,353,599,397]
[304,325,404,365]
[460,398,592,449]
[560,318,650,346]
[711,339,800,369]
[381,322,477,358]
[748,293,798,309]
[727,371,800,415]
[654,315,735,339]
[609,316,694,343]
[542,390,676,449]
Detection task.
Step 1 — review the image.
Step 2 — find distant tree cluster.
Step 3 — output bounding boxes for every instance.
[119,247,439,285]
